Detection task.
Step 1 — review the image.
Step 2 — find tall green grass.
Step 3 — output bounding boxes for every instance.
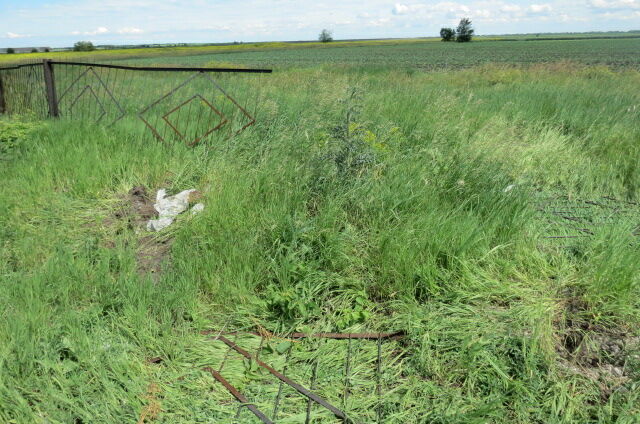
[1,63,639,422]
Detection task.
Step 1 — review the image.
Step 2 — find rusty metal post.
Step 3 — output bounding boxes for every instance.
[0,72,6,114]
[42,59,59,117]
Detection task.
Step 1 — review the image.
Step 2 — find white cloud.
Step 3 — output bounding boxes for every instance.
[117,27,144,34]
[529,4,553,13]
[500,4,522,13]
[368,18,392,26]
[590,0,639,9]
[84,27,110,35]
[473,9,492,18]
[6,32,27,38]
[393,4,411,15]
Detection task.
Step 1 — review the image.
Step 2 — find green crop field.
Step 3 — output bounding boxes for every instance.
[1,37,640,423]
[2,36,640,70]
[126,38,640,69]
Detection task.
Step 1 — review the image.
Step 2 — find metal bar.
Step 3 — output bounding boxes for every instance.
[0,72,6,114]
[305,360,319,424]
[0,63,43,71]
[292,332,405,340]
[344,337,352,408]
[203,367,274,424]
[218,332,240,373]
[42,59,59,117]
[202,330,405,340]
[214,335,352,422]
[271,345,293,421]
[49,61,272,73]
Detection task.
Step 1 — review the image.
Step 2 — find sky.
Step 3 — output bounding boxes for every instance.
[1,0,639,48]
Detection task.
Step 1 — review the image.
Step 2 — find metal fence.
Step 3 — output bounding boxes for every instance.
[0,59,271,146]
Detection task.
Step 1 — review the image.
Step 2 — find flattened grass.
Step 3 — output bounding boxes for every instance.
[1,63,639,422]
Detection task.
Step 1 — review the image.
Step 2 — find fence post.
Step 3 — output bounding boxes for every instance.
[42,59,59,118]
[0,72,6,115]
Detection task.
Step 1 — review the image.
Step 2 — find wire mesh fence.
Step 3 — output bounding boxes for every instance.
[0,61,49,118]
[147,329,407,423]
[0,59,271,146]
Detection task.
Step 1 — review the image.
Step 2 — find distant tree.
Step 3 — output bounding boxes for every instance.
[31,48,38,53]
[44,48,50,52]
[440,27,455,41]
[73,41,95,52]
[319,29,333,43]
[6,48,15,54]
[456,18,474,42]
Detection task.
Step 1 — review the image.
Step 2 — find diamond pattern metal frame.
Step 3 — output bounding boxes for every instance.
[68,85,107,124]
[162,94,228,146]
[57,66,125,126]
[138,71,256,147]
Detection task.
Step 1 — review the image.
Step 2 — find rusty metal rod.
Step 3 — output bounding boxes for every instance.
[305,359,319,424]
[203,367,274,424]
[271,344,293,421]
[202,329,405,340]
[214,335,352,422]
[49,61,272,73]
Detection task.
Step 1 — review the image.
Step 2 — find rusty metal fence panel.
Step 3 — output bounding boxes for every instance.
[0,60,271,146]
[0,61,49,118]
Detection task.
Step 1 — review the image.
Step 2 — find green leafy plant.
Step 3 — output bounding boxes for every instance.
[0,119,38,158]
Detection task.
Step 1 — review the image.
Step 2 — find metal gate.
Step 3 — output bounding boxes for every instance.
[0,59,271,146]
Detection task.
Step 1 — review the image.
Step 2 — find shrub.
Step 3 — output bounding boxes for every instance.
[440,28,455,41]
[31,48,38,53]
[6,48,15,54]
[73,41,95,52]
[319,29,333,43]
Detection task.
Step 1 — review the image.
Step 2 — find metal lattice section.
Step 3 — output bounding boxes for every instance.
[138,72,257,146]
[0,62,48,118]
[56,66,126,126]
[149,329,406,423]
[0,60,271,146]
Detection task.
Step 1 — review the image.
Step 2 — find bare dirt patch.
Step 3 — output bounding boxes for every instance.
[111,186,174,281]
[556,295,639,399]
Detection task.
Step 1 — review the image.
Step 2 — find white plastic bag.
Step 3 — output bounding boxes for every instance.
[146,189,204,231]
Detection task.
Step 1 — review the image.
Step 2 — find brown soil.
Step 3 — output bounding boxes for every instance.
[117,186,157,227]
[556,294,639,399]
[111,186,174,281]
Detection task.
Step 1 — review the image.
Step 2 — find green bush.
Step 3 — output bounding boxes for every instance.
[440,27,455,41]
[73,41,95,52]
[0,119,39,159]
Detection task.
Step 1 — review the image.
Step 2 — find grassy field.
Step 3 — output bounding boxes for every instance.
[1,41,640,423]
